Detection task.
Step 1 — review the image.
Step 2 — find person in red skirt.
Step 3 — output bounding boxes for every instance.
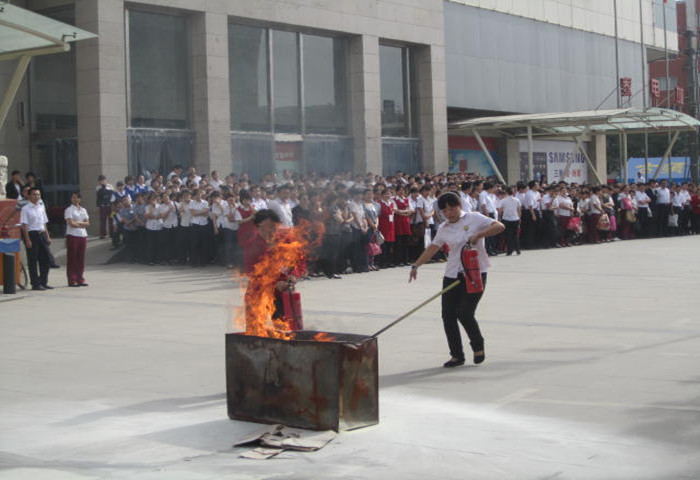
[393,185,414,266]
[64,192,90,287]
[377,188,396,267]
[234,189,257,270]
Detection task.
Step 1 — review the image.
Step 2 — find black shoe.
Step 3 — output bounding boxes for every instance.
[474,351,485,364]
[50,264,60,269]
[42,285,54,290]
[69,284,79,287]
[78,283,89,287]
[443,358,465,368]
[31,285,46,291]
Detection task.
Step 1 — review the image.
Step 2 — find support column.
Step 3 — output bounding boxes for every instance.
[349,35,381,175]
[415,45,448,173]
[191,12,231,177]
[506,139,521,184]
[593,134,607,183]
[75,0,127,235]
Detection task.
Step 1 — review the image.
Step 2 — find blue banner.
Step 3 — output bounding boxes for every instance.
[626,157,691,183]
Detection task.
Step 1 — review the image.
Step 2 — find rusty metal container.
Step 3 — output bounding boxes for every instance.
[226,331,378,431]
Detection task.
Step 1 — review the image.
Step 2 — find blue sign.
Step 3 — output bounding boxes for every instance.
[0,239,21,254]
[627,157,691,183]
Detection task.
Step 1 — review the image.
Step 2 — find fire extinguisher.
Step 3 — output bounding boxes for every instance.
[281,280,304,331]
[460,242,484,294]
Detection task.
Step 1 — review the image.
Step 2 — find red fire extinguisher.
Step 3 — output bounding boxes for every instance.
[460,242,484,294]
[281,280,304,331]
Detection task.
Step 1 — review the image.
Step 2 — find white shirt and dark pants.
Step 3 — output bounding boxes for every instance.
[64,205,89,286]
[498,196,522,255]
[20,202,51,289]
[432,212,494,363]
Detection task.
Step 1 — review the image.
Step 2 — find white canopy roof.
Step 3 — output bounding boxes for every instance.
[449,108,700,138]
[0,2,95,61]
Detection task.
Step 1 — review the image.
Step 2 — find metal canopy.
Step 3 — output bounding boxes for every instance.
[0,2,95,129]
[448,108,700,185]
[448,108,700,138]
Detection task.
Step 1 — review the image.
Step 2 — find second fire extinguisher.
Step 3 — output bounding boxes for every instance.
[460,242,484,294]
[281,280,304,331]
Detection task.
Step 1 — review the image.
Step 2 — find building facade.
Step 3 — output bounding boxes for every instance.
[0,0,679,211]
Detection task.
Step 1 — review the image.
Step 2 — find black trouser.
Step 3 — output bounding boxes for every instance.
[503,220,520,254]
[394,234,411,265]
[162,227,175,262]
[638,207,652,238]
[221,228,237,267]
[122,229,137,262]
[145,229,161,264]
[350,228,368,272]
[656,203,670,236]
[541,211,558,248]
[190,224,207,266]
[178,226,190,263]
[441,273,487,361]
[320,233,341,277]
[521,211,540,249]
[26,230,50,287]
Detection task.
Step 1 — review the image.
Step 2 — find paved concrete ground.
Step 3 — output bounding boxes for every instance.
[1,236,699,479]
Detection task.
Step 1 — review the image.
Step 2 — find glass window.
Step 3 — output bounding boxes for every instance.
[128,10,190,129]
[272,30,300,133]
[229,24,270,132]
[303,35,348,135]
[380,45,409,137]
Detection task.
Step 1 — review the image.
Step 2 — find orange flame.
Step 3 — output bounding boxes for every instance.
[313,332,336,342]
[236,220,323,340]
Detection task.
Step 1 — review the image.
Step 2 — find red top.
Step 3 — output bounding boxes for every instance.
[394,196,412,236]
[378,200,395,242]
[691,194,700,215]
[237,206,256,246]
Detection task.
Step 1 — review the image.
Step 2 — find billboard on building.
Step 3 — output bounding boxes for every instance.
[519,140,588,184]
[448,136,497,177]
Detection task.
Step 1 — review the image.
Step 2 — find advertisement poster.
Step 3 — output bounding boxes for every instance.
[519,140,588,184]
[274,142,302,174]
[626,157,691,183]
[448,136,497,177]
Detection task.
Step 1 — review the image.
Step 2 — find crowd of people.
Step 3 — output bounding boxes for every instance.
[88,166,700,279]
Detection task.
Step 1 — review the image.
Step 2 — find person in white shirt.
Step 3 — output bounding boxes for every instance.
[554,187,574,246]
[267,185,294,228]
[587,186,604,243]
[187,189,210,267]
[459,182,473,212]
[634,185,652,237]
[159,193,178,264]
[497,186,522,255]
[416,185,436,249]
[655,179,671,236]
[177,190,192,264]
[209,171,223,191]
[521,180,540,249]
[251,186,268,211]
[20,187,53,290]
[479,182,499,255]
[144,193,163,266]
[64,191,90,287]
[409,191,505,368]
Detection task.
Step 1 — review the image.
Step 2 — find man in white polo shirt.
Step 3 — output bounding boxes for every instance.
[497,186,522,255]
[267,184,294,228]
[655,179,671,236]
[20,187,53,290]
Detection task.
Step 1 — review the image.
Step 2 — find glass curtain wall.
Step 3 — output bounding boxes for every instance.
[127,9,193,176]
[29,6,78,208]
[380,44,420,174]
[229,24,350,178]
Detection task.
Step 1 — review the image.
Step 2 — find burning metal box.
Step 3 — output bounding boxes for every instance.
[226,331,378,431]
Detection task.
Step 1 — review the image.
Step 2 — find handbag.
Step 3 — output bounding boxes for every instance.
[609,213,617,232]
[625,210,636,223]
[596,214,611,231]
[367,241,381,256]
[566,216,580,231]
[668,213,679,227]
[373,230,385,245]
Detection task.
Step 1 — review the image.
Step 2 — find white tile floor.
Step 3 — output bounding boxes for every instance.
[1,236,699,479]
